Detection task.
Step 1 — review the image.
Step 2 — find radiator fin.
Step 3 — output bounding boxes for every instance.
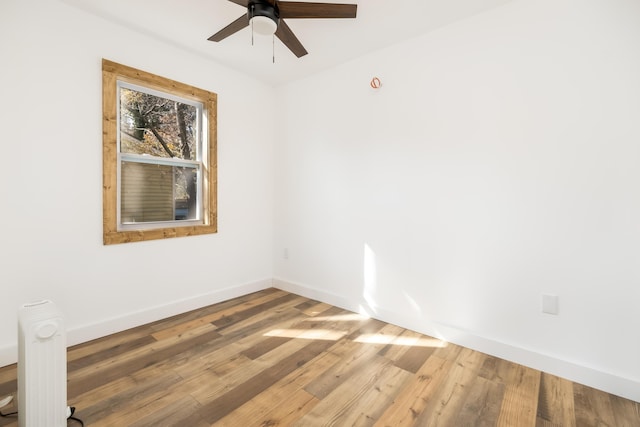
[18,300,67,427]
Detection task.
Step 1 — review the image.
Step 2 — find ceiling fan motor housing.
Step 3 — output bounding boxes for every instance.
[248,1,280,34]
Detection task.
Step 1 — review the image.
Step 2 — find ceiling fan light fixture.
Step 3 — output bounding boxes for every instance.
[250,15,278,36]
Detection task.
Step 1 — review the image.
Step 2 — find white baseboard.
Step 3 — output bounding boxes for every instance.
[0,278,273,368]
[273,277,640,403]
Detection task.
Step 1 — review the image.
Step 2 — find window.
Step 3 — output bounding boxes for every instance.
[102,59,217,244]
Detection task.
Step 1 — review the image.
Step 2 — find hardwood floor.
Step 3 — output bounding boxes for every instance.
[1,288,638,426]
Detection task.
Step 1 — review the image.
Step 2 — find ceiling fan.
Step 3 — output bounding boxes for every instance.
[208,0,358,58]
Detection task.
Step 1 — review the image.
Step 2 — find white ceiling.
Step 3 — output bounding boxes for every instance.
[61,0,513,86]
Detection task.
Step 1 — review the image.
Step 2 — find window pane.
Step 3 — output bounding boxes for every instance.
[174,165,199,221]
[119,87,198,160]
[121,161,199,223]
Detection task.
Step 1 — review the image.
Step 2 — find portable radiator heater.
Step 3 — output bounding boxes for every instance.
[18,300,68,427]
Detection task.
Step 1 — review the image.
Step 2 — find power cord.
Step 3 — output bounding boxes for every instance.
[0,395,16,417]
[0,409,18,417]
[68,406,85,426]
[0,396,84,426]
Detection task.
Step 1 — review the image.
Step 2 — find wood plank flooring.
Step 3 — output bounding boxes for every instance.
[1,288,638,426]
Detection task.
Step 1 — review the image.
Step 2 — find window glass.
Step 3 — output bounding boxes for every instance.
[119,87,199,160]
[117,83,204,229]
[120,162,200,223]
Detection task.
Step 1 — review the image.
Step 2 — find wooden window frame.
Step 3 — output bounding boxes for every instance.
[102,59,217,244]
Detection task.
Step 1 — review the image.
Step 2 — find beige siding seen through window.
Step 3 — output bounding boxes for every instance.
[121,162,174,223]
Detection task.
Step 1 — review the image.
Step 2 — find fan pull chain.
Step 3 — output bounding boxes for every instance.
[272,34,275,64]
[251,5,255,46]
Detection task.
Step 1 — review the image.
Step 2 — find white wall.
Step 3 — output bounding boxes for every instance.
[0,0,275,365]
[274,0,640,401]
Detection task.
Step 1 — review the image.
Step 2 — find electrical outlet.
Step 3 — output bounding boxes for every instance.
[542,294,559,315]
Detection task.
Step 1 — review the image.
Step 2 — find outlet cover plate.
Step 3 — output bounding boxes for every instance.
[542,294,559,315]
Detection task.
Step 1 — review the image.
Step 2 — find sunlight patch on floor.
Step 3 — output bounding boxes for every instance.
[264,329,347,341]
[303,313,369,322]
[355,333,448,348]
[263,328,447,348]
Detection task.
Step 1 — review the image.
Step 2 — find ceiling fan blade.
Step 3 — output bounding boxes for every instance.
[208,15,249,42]
[278,2,357,19]
[275,20,308,58]
[227,0,249,6]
